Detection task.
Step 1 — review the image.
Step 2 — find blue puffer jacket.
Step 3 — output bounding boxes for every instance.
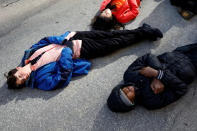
[19,31,91,91]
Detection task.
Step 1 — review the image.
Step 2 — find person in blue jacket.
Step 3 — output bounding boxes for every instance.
[5,24,163,91]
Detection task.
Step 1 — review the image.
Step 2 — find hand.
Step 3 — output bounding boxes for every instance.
[151,78,164,94]
[140,66,158,78]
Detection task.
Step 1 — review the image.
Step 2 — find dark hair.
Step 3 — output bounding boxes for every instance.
[90,14,125,31]
[5,68,25,89]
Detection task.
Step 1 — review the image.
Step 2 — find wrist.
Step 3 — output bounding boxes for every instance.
[153,69,158,77]
[26,63,33,72]
[156,70,163,79]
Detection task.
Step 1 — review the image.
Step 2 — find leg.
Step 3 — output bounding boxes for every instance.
[80,24,163,59]
[174,42,197,53]
[80,29,146,59]
[72,29,142,40]
[174,43,197,68]
[72,24,163,40]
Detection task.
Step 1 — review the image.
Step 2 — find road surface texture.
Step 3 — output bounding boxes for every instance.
[0,0,197,131]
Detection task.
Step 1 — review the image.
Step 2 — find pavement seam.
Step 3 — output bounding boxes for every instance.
[2,0,20,7]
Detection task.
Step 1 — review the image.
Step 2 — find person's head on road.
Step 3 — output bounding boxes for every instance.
[100,8,113,18]
[107,83,137,112]
[90,8,124,31]
[5,64,32,89]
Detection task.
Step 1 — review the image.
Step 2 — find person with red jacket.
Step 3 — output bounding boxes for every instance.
[91,0,141,31]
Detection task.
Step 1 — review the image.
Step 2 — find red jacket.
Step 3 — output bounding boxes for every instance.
[100,0,140,23]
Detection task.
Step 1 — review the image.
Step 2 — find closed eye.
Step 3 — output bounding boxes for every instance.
[18,75,22,79]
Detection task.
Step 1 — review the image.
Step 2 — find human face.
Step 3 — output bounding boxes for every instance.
[100,8,112,18]
[14,67,30,85]
[122,86,135,102]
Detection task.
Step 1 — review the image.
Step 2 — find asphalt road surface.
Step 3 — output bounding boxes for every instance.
[0,0,197,131]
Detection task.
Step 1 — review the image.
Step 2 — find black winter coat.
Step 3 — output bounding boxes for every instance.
[170,0,197,14]
[123,48,196,109]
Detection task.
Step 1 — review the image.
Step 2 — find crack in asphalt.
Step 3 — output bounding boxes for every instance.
[2,0,20,7]
[167,87,196,131]
[167,109,183,131]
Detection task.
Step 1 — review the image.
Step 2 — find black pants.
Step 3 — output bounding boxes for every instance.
[71,28,146,59]
[174,42,197,68]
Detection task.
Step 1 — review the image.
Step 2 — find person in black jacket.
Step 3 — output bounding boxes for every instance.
[170,0,197,20]
[107,43,197,112]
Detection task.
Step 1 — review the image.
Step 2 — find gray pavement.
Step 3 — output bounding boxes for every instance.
[0,0,58,37]
[0,0,197,131]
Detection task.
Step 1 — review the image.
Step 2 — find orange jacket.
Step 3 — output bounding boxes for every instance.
[100,0,140,23]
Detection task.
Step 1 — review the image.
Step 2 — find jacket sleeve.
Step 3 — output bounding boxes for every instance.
[142,69,187,110]
[174,42,197,54]
[160,69,187,97]
[100,0,111,11]
[125,53,161,72]
[116,0,139,23]
[35,47,73,90]
[123,54,162,83]
[30,31,70,49]
[72,59,91,77]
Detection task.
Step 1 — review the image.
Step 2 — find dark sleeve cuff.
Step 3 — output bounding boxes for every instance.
[66,41,73,50]
[156,70,164,80]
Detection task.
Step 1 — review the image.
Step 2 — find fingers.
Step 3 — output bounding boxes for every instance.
[139,67,145,74]
[158,85,164,94]
[141,67,148,72]
[140,67,148,76]
[151,82,159,94]
[151,82,155,92]
[154,87,159,94]
[140,66,156,78]
[151,79,165,94]
[153,85,164,94]
[151,83,161,94]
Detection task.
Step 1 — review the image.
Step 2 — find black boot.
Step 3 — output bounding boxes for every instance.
[140,23,163,41]
[170,0,197,14]
[178,8,195,20]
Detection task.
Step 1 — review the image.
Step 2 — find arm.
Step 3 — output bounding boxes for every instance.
[125,53,161,73]
[174,42,197,54]
[159,69,187,97]
[35,47,73,90]
[123,54,147,83]
[139,66,187,96]
[116,0,139,23]
[137,65,188,96]
[30,31,71,49]
[19,32,71,67]
[72,59,91,77]
[123,54,161,83]
[142,69,187,109]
